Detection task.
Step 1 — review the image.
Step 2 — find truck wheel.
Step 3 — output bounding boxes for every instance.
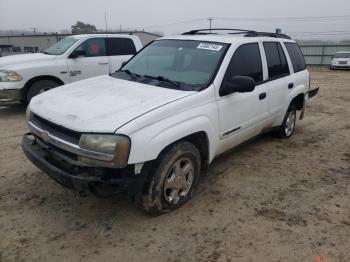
[26,79,60,102]
[140,142,201,215]
[278,105,297,138]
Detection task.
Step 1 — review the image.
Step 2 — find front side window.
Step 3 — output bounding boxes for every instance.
[221,43,263,87]
[107,38,137,56]
[74,38,106,57]
[44,37,79,55]
[285,42,306,73]
[263,42,290,79]
[112,40,229,91]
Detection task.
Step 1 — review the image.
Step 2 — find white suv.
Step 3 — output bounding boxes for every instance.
[330,51,350,69]
[0,34,142,102]
[23,29,319,214]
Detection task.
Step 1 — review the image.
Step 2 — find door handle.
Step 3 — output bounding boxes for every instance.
[288,83,294,89]
[259,92,267,100]
[98,62,109,65]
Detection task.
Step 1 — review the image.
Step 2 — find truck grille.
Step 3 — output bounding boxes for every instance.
[31,114,81,145]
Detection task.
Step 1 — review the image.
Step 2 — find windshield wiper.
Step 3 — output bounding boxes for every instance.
[119,69,140,78]
[143,75,181,89]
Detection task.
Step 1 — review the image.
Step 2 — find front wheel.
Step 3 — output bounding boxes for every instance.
[140,142,201,215]
[278,106,297,138]
[26,79,60,102]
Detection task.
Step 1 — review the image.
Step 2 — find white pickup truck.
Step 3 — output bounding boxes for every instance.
[0,34,142,102]
[23,29,319,215]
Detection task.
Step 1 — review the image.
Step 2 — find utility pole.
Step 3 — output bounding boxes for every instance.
[104,12,108,32]
[208,18,213,32]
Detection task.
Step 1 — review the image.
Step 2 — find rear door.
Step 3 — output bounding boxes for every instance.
[106,37,137,73]
[67,37,109,82]
[263,42,291,116]
[217,42,269,148]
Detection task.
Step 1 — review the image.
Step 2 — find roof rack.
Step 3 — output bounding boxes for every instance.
[182,28,255,35]
[244,31,291,39]
[181,28,291,39]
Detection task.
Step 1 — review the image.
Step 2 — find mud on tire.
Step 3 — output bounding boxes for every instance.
[139,142,201,215]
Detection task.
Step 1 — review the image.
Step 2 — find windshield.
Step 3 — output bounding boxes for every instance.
[334,52,350,58]
[44,37,79,55]
[112,39,228,91]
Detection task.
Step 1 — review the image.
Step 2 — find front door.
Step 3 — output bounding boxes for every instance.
[217,43,269,150]
[67,37,110,82]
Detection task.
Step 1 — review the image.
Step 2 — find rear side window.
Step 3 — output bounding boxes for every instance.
[107,38,137,56]
[222,43,263,85]
[285,43,306,73]
[263,42,289,79]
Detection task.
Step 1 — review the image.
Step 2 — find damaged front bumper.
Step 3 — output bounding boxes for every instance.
[0,88,21,101]
[22,133,150,198]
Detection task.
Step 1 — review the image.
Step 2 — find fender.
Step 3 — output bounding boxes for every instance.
[125,106,219,165]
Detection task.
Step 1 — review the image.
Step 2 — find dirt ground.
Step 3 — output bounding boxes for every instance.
[0,68,349,262]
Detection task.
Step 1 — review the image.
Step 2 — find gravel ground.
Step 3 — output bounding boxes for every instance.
[0,68,349,262]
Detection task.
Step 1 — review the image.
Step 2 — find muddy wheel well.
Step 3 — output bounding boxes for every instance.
[290,93,304,110]
[21,75,64,101]
[159,132,210,170]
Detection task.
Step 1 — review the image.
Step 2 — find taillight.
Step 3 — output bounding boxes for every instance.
[308,73,311,91]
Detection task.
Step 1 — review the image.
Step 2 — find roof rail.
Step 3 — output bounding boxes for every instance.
[244,31,291,39]
[181,28,292,39]
[181,28,255,35]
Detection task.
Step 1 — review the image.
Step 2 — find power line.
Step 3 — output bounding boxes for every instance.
[213,15,350,22]
[142,15,350,30]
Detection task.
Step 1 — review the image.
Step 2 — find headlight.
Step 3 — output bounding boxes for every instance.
[0,70,23,82]
[26,107,33,121]
[79,134,131,167]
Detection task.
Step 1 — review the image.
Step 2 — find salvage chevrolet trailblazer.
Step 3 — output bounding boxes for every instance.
[23,29,319,214]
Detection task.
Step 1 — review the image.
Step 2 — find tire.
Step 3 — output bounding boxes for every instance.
[278,104,297,138]
[140,142,201,215]
[26,79,60,102]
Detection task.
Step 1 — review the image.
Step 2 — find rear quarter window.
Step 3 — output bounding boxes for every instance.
[285,42,306,73]
[107,38,137,56]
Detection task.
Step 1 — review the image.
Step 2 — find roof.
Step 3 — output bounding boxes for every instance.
[68,34,139,39]
[336,51,350,53]
[0,31,161,38]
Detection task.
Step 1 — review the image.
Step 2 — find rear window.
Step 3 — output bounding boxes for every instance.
[263,42,290,79]
[107,38,137,56]
[285,43,306,73]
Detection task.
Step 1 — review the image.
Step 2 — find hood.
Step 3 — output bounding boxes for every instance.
[0,53,56,69]
[30,75,196,133]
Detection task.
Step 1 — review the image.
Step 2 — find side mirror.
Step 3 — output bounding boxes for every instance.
[220,76,256,96]
[69,50,86,59]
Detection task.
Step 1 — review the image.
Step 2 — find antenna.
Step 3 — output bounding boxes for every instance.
[29,27,37,35]
[208,18,213,32]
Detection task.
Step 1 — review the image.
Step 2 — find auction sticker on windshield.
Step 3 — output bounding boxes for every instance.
[197,43,223,51]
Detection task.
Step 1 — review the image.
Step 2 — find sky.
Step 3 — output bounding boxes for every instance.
[0,0,350,39]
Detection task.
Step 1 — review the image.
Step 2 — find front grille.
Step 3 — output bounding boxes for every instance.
[339,61,347,64]
[31,114,81,145]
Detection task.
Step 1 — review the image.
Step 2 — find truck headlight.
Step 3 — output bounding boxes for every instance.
[0,70,23,82]
[79,134,131,167]
[26,107,33,121]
